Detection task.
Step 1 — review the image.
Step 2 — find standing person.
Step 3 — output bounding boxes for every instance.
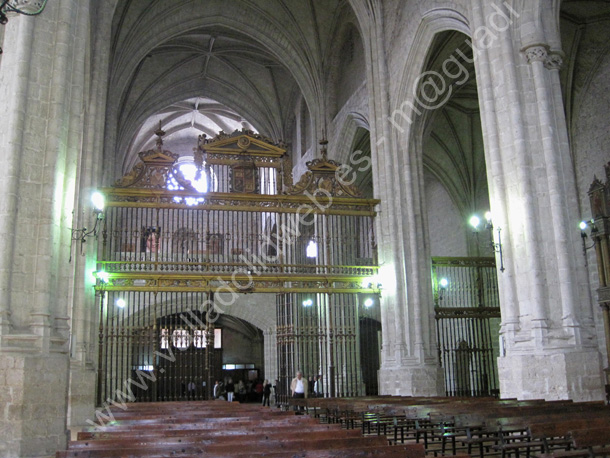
[308,376,314,396]
[187,380,196,399]
[262,379,272,406]
[226,377,235,402]
[313,375,322,398]
[290,371,308,399]
[237,380,246,403]
[273,379,279,406]
[255,379,264,402]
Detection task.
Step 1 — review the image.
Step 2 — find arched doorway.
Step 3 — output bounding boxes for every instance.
[359,316,381,395]
[416,30,501,397]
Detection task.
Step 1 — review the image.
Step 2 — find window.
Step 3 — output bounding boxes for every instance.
[222,363,255,370]
[171,329,190,349]
[160,327,222,349]
[160,329,169,349]
[167,156,217,205]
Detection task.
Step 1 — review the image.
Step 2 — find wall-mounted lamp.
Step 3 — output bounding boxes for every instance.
[115,298,126,309]
[363,297,374,308]
[92,270,110,299]
[438,277,449,302]
[0,0,49,54]
[470,211,505,272]
[94,269,109,285]
[579,219,598,256]
[361,275,383,291]
[70,192,105,261]
[306,240,318,258]
[302,298,314,307]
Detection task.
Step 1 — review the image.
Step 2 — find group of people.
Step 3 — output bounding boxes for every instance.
[213,377,274,405]
[211,372,323,407]
[290,371,323,398]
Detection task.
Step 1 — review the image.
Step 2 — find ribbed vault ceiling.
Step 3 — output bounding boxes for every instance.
[421,31,488,218]
[125,97,253,172]
[107,0,348,176]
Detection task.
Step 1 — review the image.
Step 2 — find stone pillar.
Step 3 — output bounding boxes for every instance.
[67,0,114,431]
[353,0,444,396]
[588,168,610,400]
[469,0,604,401]
[263,327,278,385]
[0,0,99,455]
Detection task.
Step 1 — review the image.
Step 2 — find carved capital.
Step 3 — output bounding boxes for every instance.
[7,0,46,13]
[544,51,564,70]
[524,45,548,64]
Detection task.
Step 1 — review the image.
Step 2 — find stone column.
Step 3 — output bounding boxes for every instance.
[0,0,98,456]
[0,3,35,338]
[68,0,114,430]
[352,0,444,396]
[470,0,604,401]
[263,327,278,385]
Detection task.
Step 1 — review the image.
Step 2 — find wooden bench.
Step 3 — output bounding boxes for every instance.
[58,437,415,457]
[531,423,610,458]
[58,401,427,458]
[569,427,610,457]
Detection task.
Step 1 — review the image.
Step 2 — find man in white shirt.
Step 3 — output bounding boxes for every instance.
[290,371,308,399]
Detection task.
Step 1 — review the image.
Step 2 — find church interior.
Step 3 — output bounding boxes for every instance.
[1,0,610,457]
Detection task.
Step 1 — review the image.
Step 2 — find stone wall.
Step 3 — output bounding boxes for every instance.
[424,171,469,257]
[0,353,70,457]
[570,42,610,368]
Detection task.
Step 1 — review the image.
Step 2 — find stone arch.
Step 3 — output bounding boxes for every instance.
[332,112,370,164]
[391,10,472,140]
[329,112,373,197]
[114,292,274,334]
[326,13,367,118]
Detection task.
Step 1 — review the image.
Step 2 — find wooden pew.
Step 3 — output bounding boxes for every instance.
[57,436,409,457]
[329,397,609,458]
[65,397,610,458]
[569,427,610,457]
[58,400,427,458]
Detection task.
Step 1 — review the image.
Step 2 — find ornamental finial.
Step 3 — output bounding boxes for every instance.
[155,121,166,150]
